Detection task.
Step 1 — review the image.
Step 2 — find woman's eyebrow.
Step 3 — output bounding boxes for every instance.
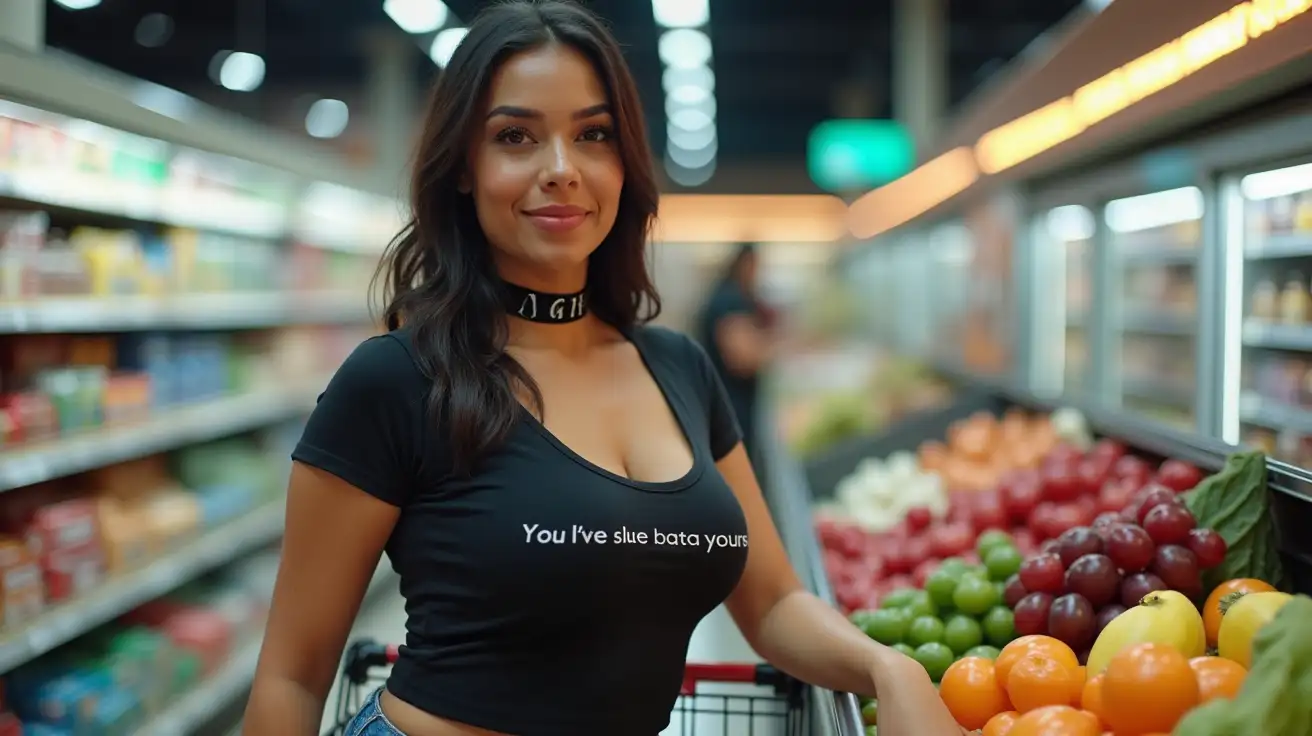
[485,103,611,120]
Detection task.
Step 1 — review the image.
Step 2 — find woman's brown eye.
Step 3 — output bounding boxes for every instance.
[496,127,529,144]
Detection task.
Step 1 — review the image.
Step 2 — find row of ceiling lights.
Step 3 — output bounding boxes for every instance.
[654,0,717,188]
[53,0,351,140]
[383,0,468,67]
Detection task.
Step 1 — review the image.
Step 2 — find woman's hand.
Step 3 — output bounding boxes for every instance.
[867,645,969,736]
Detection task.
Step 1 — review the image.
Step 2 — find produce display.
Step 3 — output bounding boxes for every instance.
[817,403,1301,735]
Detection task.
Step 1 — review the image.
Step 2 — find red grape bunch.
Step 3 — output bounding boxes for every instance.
[1006,482,1226,660]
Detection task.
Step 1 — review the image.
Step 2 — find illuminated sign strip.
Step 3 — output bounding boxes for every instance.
[977,0,1311,174]
[848,0,1312,238]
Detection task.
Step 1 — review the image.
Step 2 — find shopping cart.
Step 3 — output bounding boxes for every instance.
[327,638,810,736]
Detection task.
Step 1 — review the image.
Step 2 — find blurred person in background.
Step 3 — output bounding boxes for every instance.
[242,2,963,735]
[697,243,776,474]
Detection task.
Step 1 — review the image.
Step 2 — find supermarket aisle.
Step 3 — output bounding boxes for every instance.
[316,597,774,736]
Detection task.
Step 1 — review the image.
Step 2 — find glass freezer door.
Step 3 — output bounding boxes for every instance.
[1105,186,1204,431]
[1233,161,1312,465]
[1043,205,1097,398]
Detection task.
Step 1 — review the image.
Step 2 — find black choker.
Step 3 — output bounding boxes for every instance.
[502,282,589,324]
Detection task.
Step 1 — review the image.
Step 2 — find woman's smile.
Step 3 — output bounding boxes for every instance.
[522,203,591,234]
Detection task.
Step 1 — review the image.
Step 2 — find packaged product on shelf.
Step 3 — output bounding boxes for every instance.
[0,210,49,300]
[0,536,45,628]
[8,495,106,604]
[114,333,175,407]
[70,227,145,297]
[1278,271,1309,325]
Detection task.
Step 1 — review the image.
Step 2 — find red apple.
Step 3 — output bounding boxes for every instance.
[972,495,1010,533]
[1043,466,1084,503]
[1113,455,1153,485]
[928,521,976,559]
[1091,438,1127,462]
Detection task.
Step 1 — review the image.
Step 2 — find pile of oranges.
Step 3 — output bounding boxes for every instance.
[938,634,1248,735]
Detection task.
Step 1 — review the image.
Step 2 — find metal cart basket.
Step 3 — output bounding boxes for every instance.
[327,638,810,736]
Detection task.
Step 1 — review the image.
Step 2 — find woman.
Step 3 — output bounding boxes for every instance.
[697,243,774,469]
[242,2,963,735]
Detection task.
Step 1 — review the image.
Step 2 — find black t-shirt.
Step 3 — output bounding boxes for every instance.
[697,283,760,436]
[292,325,750,735]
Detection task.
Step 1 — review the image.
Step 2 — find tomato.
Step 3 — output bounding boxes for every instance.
[912,558,940,588]
[972,495,1010,533]
[1091,438,1127,462]
[929,521,976,559]
[905,505,933,532]
[904,534,933,568]
[1097,479,1137,514]
[1004,477,1044,525]
[1042,466,1084,503]
[1076,459,1110,496]
[1155,460,1204,494]
[1202,578,1277,648]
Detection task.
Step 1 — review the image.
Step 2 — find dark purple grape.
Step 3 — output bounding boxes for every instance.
[1014,592,1054,637]
[1186,528,1227,569]
[1151,544,1202,596]
[1057,527,1104,568]
[1120,572,1167,608]
[1105,524,1156,573]
[1096,604,1127,633]
[1048,593,1097,650]
[1065,553,1121,609]
[1003,573,1028,608]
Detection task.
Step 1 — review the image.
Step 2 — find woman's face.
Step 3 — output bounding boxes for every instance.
[469,43,624,287]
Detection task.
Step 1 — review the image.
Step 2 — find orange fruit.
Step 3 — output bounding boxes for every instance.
[1102,642,1200,735]
[1079,673,1107,727]
[940,656,1013,730]
[982,710,1020,736]
[1189,656,1247,703]
[1006,654,1083,713]
[996,635,1079,687]
[1009,705,1100,736]
[1202,579,1275,647]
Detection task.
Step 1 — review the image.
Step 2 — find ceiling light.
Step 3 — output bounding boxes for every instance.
[665,95,716,123]
[384,0,450,34]
[306,98,350,139]
[213,51,266,92]
[134,13,174,48]
[665,154,716,187]
[667,121,716,151]
[667,135,718,168]
[658,29,712,69]
[662,65,715,96]
[430,27,468,67]
[53,0,101,9]
[669,108,713,133]
[651,0,709,28]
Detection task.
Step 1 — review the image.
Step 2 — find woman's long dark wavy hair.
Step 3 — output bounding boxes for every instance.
[372,0,662,476]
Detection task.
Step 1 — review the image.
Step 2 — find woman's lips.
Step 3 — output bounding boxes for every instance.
[524,205,589,233]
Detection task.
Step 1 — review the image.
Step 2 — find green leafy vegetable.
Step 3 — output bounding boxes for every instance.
[1182,450,1286,595]
[1173,595,1312,736]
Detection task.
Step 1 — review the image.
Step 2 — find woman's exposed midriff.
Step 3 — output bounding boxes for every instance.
[379,689,516,736]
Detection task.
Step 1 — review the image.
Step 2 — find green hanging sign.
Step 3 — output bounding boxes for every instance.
[807,119,914,192]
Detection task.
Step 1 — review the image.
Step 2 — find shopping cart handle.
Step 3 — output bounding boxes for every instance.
[343,639,400,684]
[680,662,787,695]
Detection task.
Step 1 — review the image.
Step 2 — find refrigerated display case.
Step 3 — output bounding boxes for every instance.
[1104,185,1205,430]
[1037,204,1098,399]
[1230,160,1312,465]
[927,221,973,366]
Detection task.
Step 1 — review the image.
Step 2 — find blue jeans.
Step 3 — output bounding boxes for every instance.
[343,688,406,736]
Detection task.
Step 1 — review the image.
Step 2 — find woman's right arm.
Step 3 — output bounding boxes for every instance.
[242,462,400,734]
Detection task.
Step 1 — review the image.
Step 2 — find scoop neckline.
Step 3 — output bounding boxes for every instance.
[520,328,704,494]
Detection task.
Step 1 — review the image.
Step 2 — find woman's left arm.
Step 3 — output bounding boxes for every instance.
[717,444,966,736]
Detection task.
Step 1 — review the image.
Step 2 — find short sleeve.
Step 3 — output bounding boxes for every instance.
[291,335,424,506]
[685,336,743,461]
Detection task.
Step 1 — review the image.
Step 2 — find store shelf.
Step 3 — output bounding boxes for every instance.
[1242,320,1312,351]
[0,292,370,334]
[1121,311,1195,335]
[1119,246,1199,266]
[0,503,284,674]
[1240,392,1312,433]
[138,561,398,736]
[1245,234,1312,260]
[0,381,326,491]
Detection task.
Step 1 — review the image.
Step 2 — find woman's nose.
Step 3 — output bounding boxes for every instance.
[540,137,581,189]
